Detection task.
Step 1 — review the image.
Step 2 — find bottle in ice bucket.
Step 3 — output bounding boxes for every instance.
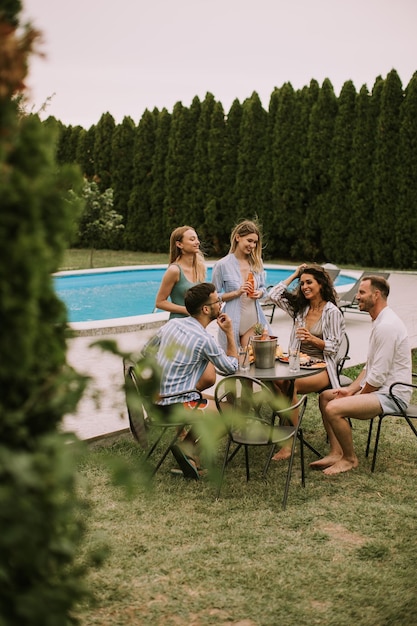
[247,271,255,298]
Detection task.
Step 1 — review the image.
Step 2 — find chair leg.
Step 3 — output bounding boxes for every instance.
[365,418,375,458]
[371,416,383,473]
[244,445,250,481]
[146,430,166,459]
[216,438,232,499]
[405,416,417,438]
[303,439,322,458]
[298,428,305,488]
[282,426,300,510]
[152,429,183,476]
[226,443,242,465]
[262,443,276,477]
[370,414,417,472]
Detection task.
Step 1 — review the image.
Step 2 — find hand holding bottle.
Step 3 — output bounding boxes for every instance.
[246,271,255,298]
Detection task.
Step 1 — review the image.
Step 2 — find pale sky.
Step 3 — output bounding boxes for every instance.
[23,0,417,129]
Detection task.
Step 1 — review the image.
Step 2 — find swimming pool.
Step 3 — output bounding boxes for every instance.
[54,264,356,329]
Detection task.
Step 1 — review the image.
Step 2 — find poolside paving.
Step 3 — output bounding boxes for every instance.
[63,271,417,441]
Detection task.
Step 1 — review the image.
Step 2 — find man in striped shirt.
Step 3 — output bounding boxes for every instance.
[146,282,238,405]
[143,282,238,478]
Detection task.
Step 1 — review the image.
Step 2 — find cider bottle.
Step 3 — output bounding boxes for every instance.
[247,271,255,297]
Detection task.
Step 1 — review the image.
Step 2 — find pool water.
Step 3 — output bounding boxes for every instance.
[54,266,354,323]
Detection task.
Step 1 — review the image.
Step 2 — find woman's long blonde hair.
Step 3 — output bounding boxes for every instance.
[229,220,263,273]
[169,225,206,282]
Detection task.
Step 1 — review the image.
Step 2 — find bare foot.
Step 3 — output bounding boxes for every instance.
[272,447,292,461]
[310,454,342,470]
[322,457,358,475]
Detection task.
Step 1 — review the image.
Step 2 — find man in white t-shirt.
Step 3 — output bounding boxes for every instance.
[311,275,412,475]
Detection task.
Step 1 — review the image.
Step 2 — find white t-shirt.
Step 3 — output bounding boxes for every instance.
[363,306,412,404]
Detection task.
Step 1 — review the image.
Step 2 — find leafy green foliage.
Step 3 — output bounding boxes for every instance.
[74,181,124,267]
[0,9,93,623]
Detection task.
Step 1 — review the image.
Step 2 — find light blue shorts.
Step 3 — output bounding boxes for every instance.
[376,393,407,415]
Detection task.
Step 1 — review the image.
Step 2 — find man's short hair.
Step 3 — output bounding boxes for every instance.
[184,282,216,315]
[361,275,390,299]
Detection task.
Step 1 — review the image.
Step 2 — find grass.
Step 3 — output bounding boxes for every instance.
[60,249,173,270]
[60,248,393,273]
[59,249,294,271]
[75,357,417,626]
[66,249,415,624]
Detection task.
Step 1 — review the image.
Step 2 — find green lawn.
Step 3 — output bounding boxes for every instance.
[75,358,417,626]
[59,249,313,271]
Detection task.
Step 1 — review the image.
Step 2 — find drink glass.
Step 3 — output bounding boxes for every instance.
[288,348,300,372]
[238,346,250,372]
[295,319,305,341]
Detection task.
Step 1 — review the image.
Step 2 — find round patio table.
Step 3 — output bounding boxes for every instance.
[239,360,326,458]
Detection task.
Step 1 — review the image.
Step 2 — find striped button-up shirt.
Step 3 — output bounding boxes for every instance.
[145,317,238,405]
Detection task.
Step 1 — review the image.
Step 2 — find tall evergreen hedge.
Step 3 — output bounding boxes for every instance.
[59,70,417,268]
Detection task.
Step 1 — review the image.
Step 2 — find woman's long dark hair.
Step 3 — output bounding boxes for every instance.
[284,265,337,318]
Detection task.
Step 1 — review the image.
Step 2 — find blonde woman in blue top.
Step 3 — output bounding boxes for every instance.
[155,225,206,319]
[212,220,269,350]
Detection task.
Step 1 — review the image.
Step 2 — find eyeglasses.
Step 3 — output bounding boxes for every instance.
[204,297,222,307]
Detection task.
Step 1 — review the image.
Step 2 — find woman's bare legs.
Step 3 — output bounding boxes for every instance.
[240,328,254,348]
[310,389,344,469]
[272,370,330,461]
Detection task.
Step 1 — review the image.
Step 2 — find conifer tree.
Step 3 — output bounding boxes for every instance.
[235,92,268,219]
[76,123,96,179]
[188,92,217,230]
[125,109,157,250]
[201,100,227,255]
[322,80,357,261]
[149,107,171,249]
[269,82,306,258]
[94,111,115,191]
[347,80,381,265]
[111,115,135,237]
[372,69,403,266]
[304,79,338,259]
[163,98,201,233]
[395,72,417,268]
[293,80,320,259]
[220,98,243,248]
[56,124,82,164]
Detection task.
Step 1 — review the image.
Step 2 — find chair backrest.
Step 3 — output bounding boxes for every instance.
[336,333,350,378]
[323,267,340,283]
[215,375,278,424]
[124,362,149,449]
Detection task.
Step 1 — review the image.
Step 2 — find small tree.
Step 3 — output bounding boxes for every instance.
[76,181,124,267]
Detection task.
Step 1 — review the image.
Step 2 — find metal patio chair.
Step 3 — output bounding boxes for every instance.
[365,374,417,472]
[124,359,205,477]
[214,374,308,509]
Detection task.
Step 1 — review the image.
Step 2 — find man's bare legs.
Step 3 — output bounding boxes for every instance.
[311,390,382,475]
